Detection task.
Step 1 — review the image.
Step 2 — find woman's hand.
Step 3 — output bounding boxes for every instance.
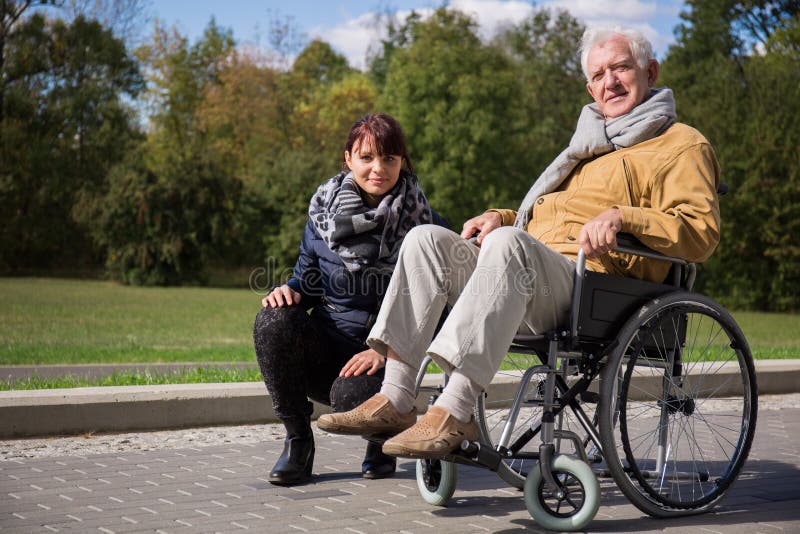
[262,284,301,308]
[339,348,386,377]
[461,211,503,246]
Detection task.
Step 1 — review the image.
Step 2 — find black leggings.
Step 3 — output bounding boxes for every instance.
[253,306,384,428]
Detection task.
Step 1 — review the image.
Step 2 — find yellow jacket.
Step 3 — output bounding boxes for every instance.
[490,123,721,283]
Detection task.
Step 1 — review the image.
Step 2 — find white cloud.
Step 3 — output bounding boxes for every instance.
[449,0,534,38]
[314,0,676,70]
[315,12,382,70]
[313,9,434,70]
[543,0,657,21]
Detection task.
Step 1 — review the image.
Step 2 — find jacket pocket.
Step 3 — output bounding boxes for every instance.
[621,158,636,207]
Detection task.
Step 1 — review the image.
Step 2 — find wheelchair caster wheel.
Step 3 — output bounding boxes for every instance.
[415,458,457,506]
[524,455,600,531]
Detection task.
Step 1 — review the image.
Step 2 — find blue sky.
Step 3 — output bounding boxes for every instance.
[149,1,687,69]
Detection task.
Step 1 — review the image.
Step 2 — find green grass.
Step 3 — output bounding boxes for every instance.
[0,277,259,365]
[0,366,264,391]
[1,277,798,390]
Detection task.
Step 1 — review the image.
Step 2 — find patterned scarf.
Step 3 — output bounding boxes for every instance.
[309,169,432,273]
[514,88,676,228]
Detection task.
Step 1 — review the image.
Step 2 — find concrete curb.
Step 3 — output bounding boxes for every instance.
[1,360,798,438]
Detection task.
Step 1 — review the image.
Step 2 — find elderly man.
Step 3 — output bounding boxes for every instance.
[318,26,720,459]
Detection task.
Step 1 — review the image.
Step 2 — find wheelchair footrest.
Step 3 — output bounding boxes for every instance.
[455,440,503,471]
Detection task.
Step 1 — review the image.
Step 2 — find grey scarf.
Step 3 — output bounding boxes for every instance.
[309,170,432,273]
[514,88,676,228]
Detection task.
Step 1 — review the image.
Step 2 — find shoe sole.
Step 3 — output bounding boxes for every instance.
[317,420,413,436]
[382,442,453,460]
[268,477,312,486]
[362,470,397,480]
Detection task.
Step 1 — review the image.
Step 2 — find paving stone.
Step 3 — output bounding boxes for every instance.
[1,405,799,533]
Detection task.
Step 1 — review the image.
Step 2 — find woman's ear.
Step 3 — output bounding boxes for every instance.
[343,151,352,170]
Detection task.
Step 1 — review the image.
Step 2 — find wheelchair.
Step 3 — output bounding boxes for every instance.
[408,229,758,531]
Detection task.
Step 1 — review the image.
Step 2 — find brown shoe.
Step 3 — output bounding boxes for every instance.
[381,406,478,459]
[317,394,417,436]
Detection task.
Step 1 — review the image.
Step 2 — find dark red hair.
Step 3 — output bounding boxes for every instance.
[342,114,414,173]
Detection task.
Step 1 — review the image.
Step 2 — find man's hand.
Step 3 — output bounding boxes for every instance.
[339,349,385,377]
[461,211,503,246]
[578,208,623,258]
[262,284,301,308]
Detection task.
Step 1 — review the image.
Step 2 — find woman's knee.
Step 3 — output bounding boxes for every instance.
[329,373,384,412]
[253,306,309,371]
[253,305,306,341]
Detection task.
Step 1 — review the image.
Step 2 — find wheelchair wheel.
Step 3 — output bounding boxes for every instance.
[599,291,757,517]
[524,454,600,532]
[416,459,457,506]
[476,354,597,489]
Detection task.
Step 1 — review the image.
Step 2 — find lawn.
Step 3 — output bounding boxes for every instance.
[1,277,259,365]
[1,278,798,389]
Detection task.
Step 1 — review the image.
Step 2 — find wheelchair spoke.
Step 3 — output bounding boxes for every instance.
[599,293,757,516]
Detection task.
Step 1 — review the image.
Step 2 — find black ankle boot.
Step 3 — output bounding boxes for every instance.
[269,419,314,486]
[362,440,396,479]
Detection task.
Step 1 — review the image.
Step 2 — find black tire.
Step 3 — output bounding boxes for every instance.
[476,352,598,489]
[598,292,758,517]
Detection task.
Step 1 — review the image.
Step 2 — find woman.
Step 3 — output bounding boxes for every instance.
[254,114,447,485]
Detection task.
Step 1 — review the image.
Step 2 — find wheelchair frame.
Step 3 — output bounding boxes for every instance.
[411,233,758,531]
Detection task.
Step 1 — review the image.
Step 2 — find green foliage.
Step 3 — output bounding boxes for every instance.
[495,9,587,186]
[0,11,143,271]
[380,9,529,224]
[662,1,800,310]
[95,152,243,285]
[2,4,798,309]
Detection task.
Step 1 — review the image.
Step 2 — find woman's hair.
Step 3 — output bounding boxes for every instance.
[342,114,413,173]
[579,26,654,82]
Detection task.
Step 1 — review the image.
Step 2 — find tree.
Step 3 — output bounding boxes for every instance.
[380,8,527,225]
[0,0,60,124]
[0,11,143,271]
[661,0,800,310]
[96,150,243,285]
[61,0,151,44]
[135,18,234,169]
[495,9,587,187]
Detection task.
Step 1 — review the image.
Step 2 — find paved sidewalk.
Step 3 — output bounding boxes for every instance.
[2,401,799,533]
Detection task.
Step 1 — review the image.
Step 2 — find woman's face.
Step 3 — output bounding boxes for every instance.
[344,138,402,207]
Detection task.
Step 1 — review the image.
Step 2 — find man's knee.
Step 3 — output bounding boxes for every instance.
[401,224,454,254]
[481,226,533,252]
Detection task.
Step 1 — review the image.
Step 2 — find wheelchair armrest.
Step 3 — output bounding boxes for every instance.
[570,234,697,343]
[614,232,688,266]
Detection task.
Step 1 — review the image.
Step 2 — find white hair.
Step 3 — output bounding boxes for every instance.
[579,27,654,82]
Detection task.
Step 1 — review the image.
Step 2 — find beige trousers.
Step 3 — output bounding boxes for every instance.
[367,225,575,389]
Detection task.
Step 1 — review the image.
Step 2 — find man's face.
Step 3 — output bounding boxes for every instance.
[586,35,658,119]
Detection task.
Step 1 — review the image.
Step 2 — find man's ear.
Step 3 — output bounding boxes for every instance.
[586,82,596,101]
[647,59,659,86]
